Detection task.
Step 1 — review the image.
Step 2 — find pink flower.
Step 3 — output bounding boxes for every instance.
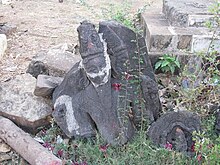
[112,83,121,91]
[165,142,172,150]
[99,144,109,153]
[42,142,54,151]
[197,154,202,162]
[80,162,88,165]
[57,149,63,157]
[42,141,51,148]
[191,142,195,152]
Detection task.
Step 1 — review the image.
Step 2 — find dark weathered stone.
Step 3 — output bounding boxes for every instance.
[99,20,160,125]
[26,61,49,78]
[147,111,201,153]
[140,75,161,123]
[34,75,63,97]
[52,20,160,145]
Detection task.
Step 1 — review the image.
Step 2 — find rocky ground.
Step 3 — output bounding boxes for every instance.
[0,0,162,164]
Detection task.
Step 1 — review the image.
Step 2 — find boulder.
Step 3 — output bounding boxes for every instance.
[148,111,201,153]
[0,34,7,59]
[0,74,53,132]
[27,43,81,78]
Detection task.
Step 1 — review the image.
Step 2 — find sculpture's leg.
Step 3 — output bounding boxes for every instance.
[53,95,96,138]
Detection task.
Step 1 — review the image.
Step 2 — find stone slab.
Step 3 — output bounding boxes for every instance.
[163,0,215,27]
[0,74,53,132]
[28,43,82,77]
[141,8,220,53]
[34,74,63,97]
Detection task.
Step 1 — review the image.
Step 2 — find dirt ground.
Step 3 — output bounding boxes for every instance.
[0,0,162,82]
[0,0,162,164]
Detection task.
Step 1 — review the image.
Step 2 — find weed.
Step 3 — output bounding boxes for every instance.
[155,54,180,75]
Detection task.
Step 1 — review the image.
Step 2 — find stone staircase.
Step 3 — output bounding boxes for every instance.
[141,0,220,58]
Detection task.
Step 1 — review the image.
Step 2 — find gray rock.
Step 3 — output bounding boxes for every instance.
[0,74,53,133]
[0,34,7,60]
[0,23,17,36]
[34,75,63,97]
[27,43,81,78]
[147,110,201,153]
[182,56,204,88]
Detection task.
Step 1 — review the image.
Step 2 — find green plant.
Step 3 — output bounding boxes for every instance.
[155,54,180,75]
[36,123,196,165]
[193,131,220,164]
[101,2,134,30]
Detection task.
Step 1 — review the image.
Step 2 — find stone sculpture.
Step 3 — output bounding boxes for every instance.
[147,111,201,153]
[52,20,161,145]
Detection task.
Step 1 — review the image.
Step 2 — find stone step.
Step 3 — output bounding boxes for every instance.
[163,0,215,27]
[141,8,220,54]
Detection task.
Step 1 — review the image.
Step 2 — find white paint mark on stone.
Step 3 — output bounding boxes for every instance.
[54,95,80,135]
[84,33,111,87]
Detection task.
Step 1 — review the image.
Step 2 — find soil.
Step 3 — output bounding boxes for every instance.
[0,0,162,82]
[0,0,162,164]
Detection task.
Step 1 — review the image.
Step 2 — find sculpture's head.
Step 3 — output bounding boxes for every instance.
[77,20,111,87]
[98,21,129,78]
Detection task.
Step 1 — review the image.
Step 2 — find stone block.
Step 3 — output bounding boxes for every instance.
[163,0,215,27]
[192,35,220,53]
[27,43,82,78]
[34,75,63,97]
[177,35,192,50]
[188,14,214,27]
[0,74,53,132]
[141,9,219,53]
